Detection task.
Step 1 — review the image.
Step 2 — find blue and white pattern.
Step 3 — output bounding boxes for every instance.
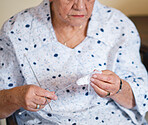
[0,0,148,124]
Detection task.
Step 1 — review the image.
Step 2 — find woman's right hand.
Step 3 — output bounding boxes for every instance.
[13,85,57,112]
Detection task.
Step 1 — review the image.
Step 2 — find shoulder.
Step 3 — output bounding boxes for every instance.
[1,0,50,35]
[2,8,34,33]
[93,1,137,31]
[89,1,140,47]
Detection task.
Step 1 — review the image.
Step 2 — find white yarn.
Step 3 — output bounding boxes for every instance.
[76,70,102,85]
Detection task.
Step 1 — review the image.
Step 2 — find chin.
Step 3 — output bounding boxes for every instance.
[67,18,88,27]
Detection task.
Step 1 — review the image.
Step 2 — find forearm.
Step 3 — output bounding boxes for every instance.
[111,80,136,109]
[0,88,21,119]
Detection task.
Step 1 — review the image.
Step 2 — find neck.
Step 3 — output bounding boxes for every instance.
[50,3,88,48]
[52,16,88,37]
[50,2,88,36]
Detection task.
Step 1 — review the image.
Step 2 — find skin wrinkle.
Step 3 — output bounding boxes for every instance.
[111,79,135,109]
[0,89,19,118]
[90,70,136,109]
[51,0,95,26]
[51,0,95,48]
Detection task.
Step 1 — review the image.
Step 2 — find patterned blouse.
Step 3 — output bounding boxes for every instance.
[0,0,148,124]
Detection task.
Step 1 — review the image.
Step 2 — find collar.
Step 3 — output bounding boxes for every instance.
[38,0,111,43]
[87,0,111,39]
[34,0,52,29]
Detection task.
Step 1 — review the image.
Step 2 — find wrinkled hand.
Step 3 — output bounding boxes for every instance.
[13,85,57,112]
[90,70,121,98]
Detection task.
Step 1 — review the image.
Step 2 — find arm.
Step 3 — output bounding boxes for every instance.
[90,70,136,109]
[0,88,20,118]
[111,79,135,109]
[0,85,57,119]
[0,26,57,119]
[90,16,148,117]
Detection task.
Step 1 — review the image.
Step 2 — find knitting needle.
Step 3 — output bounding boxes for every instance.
[24,54,52,110]
[55,83,73,94]
[18,110,26,115]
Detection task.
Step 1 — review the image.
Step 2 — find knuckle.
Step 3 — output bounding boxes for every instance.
[24,94,31,101]
[50,93,56,99]
[47,99,51,103]
[25,101,30,108]
[99,94,104,98]
[113,76,117,82]
[27,85,34,90]
[24,96,28,102]
[107,76,111,81]
[108,75,114,82]
[104,85,109,90]
[41,98,46,105]
[110,86,115,91]
[24,85,34,95]
[28,84,38,91]
[46,92,51,98]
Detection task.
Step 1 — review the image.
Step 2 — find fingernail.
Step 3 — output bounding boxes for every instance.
[54,95,57,100]
[90,78,94,81]
[93,75,97,78]
[90,82,94,86]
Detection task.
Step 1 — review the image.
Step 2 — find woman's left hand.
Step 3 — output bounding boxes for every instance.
[90,70,121,98]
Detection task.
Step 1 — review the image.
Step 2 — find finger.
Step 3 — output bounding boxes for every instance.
[92,73,114,83]
[34,87,57,100]
[23,102,44,111]
[30,102,45,110]
[90,78,113,92]
[90,82,110,98]
[101,70,113,75]
[93,70,112,75]
[34,104,46,110]
[33,96,51,105]
[25,102,36,109]
[26,104,46,112]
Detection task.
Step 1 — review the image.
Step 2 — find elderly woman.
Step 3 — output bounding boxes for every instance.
[0,0,147,124]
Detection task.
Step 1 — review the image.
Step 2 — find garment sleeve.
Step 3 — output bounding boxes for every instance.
[0,25,24,91]
[113,19,148,124]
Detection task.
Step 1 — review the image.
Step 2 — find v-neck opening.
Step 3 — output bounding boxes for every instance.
[46,0,91,51]
[49,22,89,51]
[47,0,91,51]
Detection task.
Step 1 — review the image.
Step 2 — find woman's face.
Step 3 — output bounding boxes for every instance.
[51,0,95,26]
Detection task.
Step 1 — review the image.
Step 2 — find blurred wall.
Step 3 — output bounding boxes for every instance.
[0,0,148,28]
[99,0,148,16]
